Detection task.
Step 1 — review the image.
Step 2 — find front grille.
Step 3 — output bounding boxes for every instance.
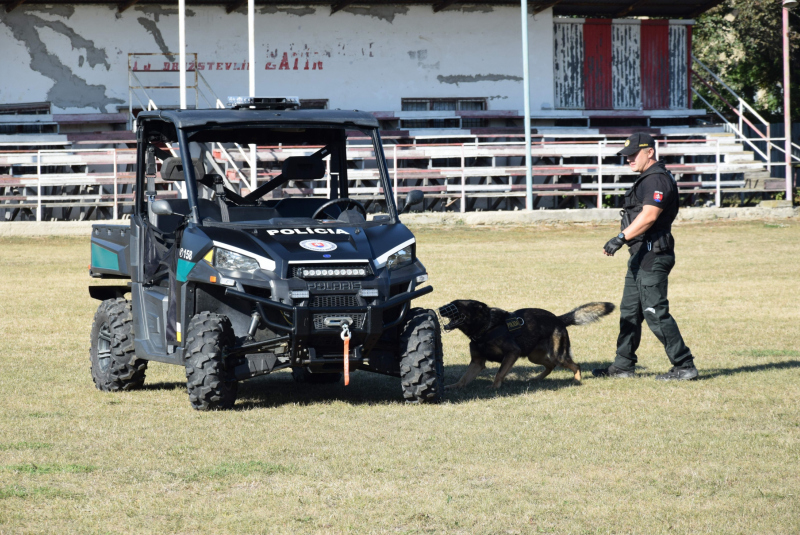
[310,294,359,308]
[313,313,366,330]
[291,263,373,279]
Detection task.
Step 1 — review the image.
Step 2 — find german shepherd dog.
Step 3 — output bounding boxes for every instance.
[438,300,615,389]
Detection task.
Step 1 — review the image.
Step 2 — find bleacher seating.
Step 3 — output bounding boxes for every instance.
[0,112,783,221]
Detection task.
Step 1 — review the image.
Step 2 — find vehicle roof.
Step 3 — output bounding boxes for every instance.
[137,108,380,130]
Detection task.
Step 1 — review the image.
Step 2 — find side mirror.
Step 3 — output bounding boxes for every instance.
[401,190,424,214]
[150,199,175,216]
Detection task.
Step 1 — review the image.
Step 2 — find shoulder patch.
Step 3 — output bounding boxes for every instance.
[653,191,663,203]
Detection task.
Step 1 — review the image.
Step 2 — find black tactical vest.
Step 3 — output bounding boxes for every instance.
[621,162,679,253]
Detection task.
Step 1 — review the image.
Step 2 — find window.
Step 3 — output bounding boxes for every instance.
[402,100,429,112]
[400,98,487,129]
[0,102,51,115]
[401,98,486,112]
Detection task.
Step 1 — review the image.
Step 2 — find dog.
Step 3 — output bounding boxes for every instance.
[438,300,615,389]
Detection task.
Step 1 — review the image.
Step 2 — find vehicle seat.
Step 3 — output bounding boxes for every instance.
[150,198,222,233]
[228,206,278,222]
[272,197,329,218]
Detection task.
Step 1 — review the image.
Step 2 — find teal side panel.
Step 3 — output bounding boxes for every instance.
[176,258,195,282]
[91,243,120,271]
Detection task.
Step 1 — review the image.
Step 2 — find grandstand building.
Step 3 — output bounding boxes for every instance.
[3,0,790,220]
[0,1,714,131]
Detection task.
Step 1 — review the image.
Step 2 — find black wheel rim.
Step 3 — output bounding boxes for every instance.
[96,322,113,373]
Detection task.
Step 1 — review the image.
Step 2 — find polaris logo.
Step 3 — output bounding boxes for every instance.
[266,228,349,236]
[308,281,362,291]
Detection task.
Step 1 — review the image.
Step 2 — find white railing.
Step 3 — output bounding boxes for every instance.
[692,55,800,170]
[28,149,129,221]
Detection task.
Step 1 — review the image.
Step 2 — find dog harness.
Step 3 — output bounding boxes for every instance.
[470,314,526,345]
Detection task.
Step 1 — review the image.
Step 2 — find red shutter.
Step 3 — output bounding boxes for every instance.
[641,20,669,110]
[583,19,612,110]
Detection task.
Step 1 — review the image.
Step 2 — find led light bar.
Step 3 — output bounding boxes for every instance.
[297,268,368,278]
[359,289,379,298]
[290,290,310,299]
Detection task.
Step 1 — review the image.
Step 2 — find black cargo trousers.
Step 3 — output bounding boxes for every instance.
[613,247,694,371]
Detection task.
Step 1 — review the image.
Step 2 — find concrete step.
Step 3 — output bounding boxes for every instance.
[744,176,786,189]
[705,132,740,145]
[725,151,755,163]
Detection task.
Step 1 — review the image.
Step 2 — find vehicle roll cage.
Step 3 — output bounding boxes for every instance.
[136,118,399,224]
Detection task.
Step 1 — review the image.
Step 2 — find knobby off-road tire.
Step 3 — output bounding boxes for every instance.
[89,298,147,391]
[184,312,238,411]
[292,367,342,384]
[399,308,445,403]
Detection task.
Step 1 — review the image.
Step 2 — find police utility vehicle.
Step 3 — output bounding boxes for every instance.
[88,97,444,410]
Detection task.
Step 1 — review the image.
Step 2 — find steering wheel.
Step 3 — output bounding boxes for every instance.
[311,198,367,219]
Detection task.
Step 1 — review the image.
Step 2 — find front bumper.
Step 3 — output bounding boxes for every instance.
[225,285,433,337]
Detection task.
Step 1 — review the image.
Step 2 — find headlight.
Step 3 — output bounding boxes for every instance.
[214,247,260,273]
[386,248,413,270]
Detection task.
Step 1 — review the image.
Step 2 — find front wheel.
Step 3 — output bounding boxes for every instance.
[89,298,147,391]
[184,312,238,410]
[399,309,445,403]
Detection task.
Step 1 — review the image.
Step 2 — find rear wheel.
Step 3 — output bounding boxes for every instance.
[292,367,342,384]
[184,312,238,410]
[89,298,147,391]
[399,309,444,403]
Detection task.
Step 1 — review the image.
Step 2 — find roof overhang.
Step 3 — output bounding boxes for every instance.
[4,0,725,18]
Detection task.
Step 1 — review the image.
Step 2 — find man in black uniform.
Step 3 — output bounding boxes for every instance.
[593,133,698,381]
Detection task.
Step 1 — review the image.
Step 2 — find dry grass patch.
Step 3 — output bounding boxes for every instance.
[0,221,799,534]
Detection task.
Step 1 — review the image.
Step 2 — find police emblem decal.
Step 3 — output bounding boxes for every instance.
[653,191,663,203]
[299,239,337,252]
[624,140,630,147]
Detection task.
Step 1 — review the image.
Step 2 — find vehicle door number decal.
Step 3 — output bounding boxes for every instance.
[179,248,193,261]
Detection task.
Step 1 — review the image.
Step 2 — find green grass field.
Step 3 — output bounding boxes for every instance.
[1,220,799,534]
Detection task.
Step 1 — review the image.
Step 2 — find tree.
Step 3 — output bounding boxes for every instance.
[693,0,799,123]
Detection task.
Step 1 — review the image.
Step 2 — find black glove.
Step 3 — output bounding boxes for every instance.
[604,236,626,256]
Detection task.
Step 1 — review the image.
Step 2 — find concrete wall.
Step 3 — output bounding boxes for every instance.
[0,5,554,114]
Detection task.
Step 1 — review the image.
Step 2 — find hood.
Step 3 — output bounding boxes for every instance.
[201,223,415,274]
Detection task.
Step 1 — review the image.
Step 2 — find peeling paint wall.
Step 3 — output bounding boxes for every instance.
[555,18,691,112]
[669,24,687,109]
[0,5,554,114]
[553,21,583,109]
[612,22,640,109]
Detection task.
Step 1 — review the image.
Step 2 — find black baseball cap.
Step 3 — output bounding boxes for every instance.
[618,133,656,156]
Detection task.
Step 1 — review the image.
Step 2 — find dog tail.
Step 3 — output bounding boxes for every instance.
[558,302,615,327]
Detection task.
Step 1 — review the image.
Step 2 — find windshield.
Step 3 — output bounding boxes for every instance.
[144,124,395,227]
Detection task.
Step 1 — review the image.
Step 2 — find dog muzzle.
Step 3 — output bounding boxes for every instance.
[437,303,466,331]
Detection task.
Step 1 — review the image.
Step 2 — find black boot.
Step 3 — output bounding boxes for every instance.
[592,365,635,378]
[655,366,699,381]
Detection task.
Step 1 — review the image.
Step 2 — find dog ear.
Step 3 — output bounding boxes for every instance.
[488,307,504,326]
[470,301,491,325]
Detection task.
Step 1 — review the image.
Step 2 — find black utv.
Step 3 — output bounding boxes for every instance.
[88,100,444,409]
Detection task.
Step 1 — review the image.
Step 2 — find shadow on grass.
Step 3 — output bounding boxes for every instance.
[141,381,186,391]
[697,360,800,380]
[231,362,600,410]
[140,360,800,408]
